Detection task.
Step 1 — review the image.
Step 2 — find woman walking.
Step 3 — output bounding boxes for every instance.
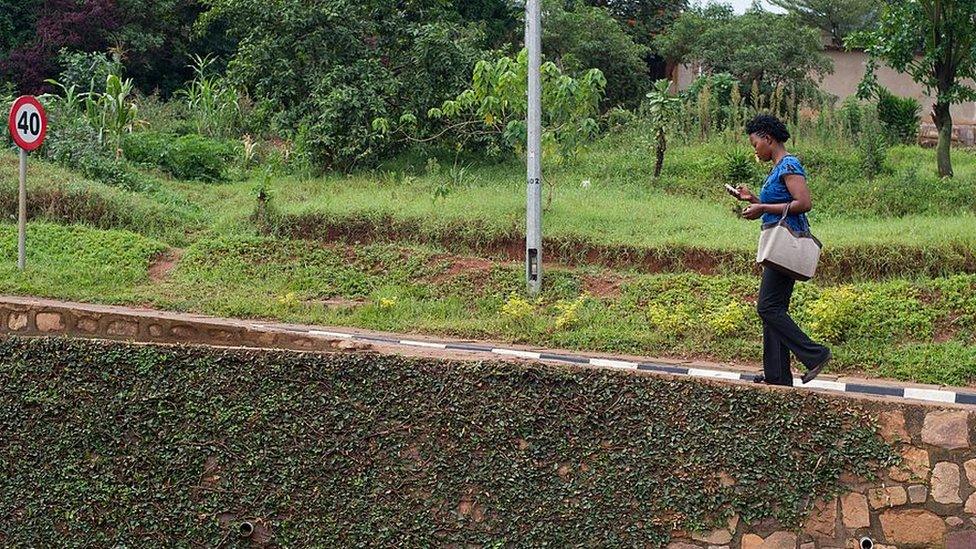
[733,114,831,386]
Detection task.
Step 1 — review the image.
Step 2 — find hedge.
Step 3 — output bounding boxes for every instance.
[0,338,895,546]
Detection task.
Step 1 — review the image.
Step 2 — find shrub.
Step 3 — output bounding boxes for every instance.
[838,96,862,139]
[605,107,636,131]
[55,49,122,94]
[724,148,760,184]
[122,132,237,181]
[122,131,171,166]
[161,134,236,181]
[875,88,920,144]
[805,286,862,343]
[859,111,888,180]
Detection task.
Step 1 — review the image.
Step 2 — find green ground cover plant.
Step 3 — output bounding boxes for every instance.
[0,337,895,545]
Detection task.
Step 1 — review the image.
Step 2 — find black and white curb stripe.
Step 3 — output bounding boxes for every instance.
[258,324,976,407]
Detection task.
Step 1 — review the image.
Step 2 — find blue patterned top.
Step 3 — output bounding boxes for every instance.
[759,155,810,232]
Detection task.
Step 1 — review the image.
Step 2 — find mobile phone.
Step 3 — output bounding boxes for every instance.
[724,184,741,198]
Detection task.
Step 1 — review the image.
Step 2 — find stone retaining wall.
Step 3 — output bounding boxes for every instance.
[0,297,359,353]
[666,405,976,548]
[1,297,974,547]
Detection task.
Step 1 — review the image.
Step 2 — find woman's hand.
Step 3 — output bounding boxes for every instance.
[741,203,766,220]
[736,185,758,203]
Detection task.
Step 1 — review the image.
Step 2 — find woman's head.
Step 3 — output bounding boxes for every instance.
[746,114,790,161]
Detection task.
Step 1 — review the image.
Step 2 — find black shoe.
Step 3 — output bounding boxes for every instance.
[801,354,831,384]
[752,374,766,384]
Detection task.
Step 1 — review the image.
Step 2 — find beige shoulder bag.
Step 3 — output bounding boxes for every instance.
[756,203,822,281]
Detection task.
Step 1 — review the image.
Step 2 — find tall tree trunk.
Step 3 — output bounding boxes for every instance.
[654,128,666,178]
[933,102,954,178]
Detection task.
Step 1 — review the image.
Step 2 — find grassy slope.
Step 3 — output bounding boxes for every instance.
[1,129,975,386]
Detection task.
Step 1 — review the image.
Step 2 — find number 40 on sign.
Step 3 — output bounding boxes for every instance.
[8,96,48,270]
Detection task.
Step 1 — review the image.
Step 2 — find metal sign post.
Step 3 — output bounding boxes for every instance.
[8,95,48,271]
[18,149,26,270]
[525,0,542,296]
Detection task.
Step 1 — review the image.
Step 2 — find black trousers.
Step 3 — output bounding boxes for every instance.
[757,267,831,386]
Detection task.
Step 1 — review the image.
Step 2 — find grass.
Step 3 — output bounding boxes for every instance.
[1,124,975,387]
[0,222,166,301]
[2,223,973,387]
[150,130,976,282]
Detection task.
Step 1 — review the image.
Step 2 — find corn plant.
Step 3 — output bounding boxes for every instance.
[77,74,140,158]
[177,54,241,137]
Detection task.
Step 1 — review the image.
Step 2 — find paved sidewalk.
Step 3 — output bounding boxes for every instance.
[2,295,975,408]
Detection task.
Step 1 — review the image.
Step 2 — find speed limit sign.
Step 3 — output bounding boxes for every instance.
[7,95,47,270]
[8,96,47,151]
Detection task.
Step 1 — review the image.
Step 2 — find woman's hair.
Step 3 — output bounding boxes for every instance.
[745,114,790,143]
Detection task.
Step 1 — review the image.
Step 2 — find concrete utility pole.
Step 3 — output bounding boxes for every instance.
[525,0,542,296]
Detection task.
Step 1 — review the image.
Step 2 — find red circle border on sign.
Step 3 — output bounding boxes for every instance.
[8,95,48,151]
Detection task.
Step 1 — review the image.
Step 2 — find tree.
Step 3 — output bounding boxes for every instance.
[202,0,487,168]
[848,1,976,177]
[584,0,687,42]
[582,0,687,80]
[644,79,681,178]
[453,0,520,47]
[768,0,878,47]
[542,0,651,108]
[655,5,832,90]
[114,0,233,97]
[0,0,119,94]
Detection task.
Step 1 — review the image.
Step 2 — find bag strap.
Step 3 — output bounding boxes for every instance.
[779,202,791,222]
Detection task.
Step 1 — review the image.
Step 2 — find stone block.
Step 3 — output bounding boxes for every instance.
[945,516,964,527]
[106,319,138,337]
[148,324,163,337]
[932,461,963,504]
[888,446,929,482]
[922,410,970,449]
[172,325,197,338]
[841,492,870,529]
[7,312,27,331]
[76,316,99,332]
[964,458,976,488]
[878,410,910,443]
[879,509,946,546]
[966,492,976,514]
[35,312,64,332]
[907,484,927,503]
[803,498,837,538]
[869,486,908,509]
[947,531,976,549]
[742,534,763,549]
[760,532,797,549]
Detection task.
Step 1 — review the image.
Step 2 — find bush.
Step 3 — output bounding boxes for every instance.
[859,111,888,180]
[875,88,920,145]
[122,132,237,181]
[162,134,236,181]
[838,96,862,139]
[208,0,487,168]
[79,155,155,193]
[122,131,171,166]
[724,148,760,184]
[43,116,155,192]
[542,0,651,108]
